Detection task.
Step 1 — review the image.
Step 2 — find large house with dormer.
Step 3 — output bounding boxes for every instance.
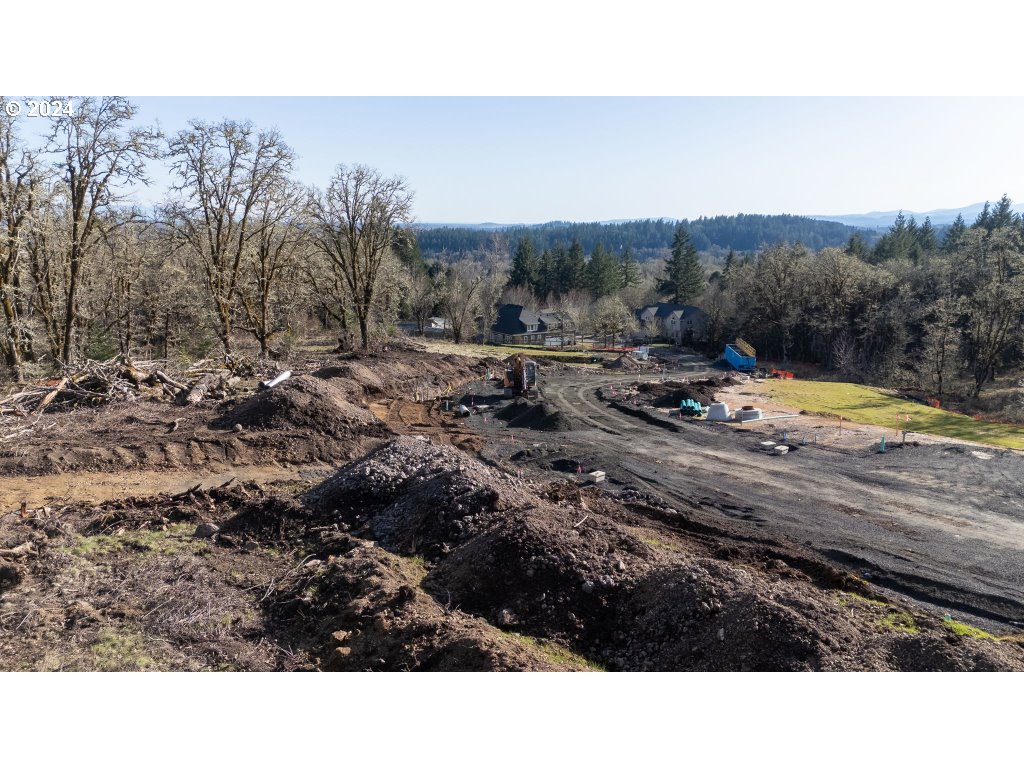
[635,302,709,345]
[489,304,577,346]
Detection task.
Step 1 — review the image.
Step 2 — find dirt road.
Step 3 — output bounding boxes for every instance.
[474,368,1024,632]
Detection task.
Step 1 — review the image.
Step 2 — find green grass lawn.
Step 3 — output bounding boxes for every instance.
[760,379,1024,450]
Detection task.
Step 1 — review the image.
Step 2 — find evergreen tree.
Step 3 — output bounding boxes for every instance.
[718,249,736,289]
[619,246,641,288]
[906,216,923,265]
[558,238,586,294]
[916,216,938,252]
[973,201,992,231]
[845,233,869,260]
[509,237,539,291]
[724,249,736,274]
[943,213,967,253]
[586,242,622,297]
[393,227,426,273]
[658,224,705,303]
[871,211,915,262]
[537,248,558,298]
[988,194,1017,231]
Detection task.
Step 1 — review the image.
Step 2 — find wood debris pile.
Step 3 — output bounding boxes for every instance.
[0,354,279,417]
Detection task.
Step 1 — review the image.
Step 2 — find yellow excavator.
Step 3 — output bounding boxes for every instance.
[502,354,539,398]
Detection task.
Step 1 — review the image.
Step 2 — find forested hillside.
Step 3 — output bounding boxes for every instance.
[415,214,873,258]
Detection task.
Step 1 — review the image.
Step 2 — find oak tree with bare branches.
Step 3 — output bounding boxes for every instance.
[309,164,414,350]
[48,96,161,364]
[165,119,296,356]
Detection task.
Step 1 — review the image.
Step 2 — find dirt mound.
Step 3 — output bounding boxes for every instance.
[7,429,1023,671]
[308,444,1024,671]
[312,350,488,404]
[267,541,594,671]
[425,499,656,649]
[306,437,535,559]
[604,354,643,370]
[497,397,532,421]
[495,399,582,432]
[639,378,723,407]
[217,376,387,438]
[312,362,385,397]
[507,401,582,432]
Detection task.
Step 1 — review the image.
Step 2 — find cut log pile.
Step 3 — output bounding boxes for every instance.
[0,354,280,416]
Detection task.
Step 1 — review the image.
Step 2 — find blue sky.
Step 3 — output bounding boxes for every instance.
[91,97,1024,222]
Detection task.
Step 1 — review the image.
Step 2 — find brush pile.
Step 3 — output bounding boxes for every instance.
[0,354,279,416]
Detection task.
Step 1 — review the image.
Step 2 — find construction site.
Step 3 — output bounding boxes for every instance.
[2,339,1023,671]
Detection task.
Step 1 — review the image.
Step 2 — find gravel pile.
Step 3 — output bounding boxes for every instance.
[604,354,644,371]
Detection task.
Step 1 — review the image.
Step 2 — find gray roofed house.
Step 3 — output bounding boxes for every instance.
[636,302,709,345]
[489,304,577,345]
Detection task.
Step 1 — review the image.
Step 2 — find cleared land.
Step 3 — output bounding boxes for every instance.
[416,339,600,364]
[3,344,1023,671]
[759,379,1024,450]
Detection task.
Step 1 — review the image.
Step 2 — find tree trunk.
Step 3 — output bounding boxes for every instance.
[61,246,83,365]
[357,313,369,350]
[179,373,222,405]
[1,290,23,383]
[218,302,233,356]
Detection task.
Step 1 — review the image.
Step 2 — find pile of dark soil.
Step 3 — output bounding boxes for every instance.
[267,540,592,671]
[217,376,388,439]
[6,431,1024,672]
[508,402,582,432]
[495,398,582,432]
[301,438,1024,671]
[639,377,723,408]
[497,397,532,421]
[306,437,536,559]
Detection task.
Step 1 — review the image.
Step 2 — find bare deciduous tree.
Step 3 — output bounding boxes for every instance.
[238,181,307,357]
[49,96,160,364]
[309,164,414,350]
[165,119,296,356]
[500,283,538,311]
[442,261,484,344]
[555,288,590,348]
[409,268,443,334]
[0,101,40,380]
[590,296,636,348]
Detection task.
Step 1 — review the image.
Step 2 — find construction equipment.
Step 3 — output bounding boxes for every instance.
[502,354,539,398]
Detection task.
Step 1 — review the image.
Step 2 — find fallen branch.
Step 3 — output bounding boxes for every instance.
[0,542,36,559]
[33,378,69,414]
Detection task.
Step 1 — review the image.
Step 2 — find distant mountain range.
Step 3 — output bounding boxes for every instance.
[413,215,870,259]
[809,202,990,229]
[420,203,998,234]
[415,219,677,230]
